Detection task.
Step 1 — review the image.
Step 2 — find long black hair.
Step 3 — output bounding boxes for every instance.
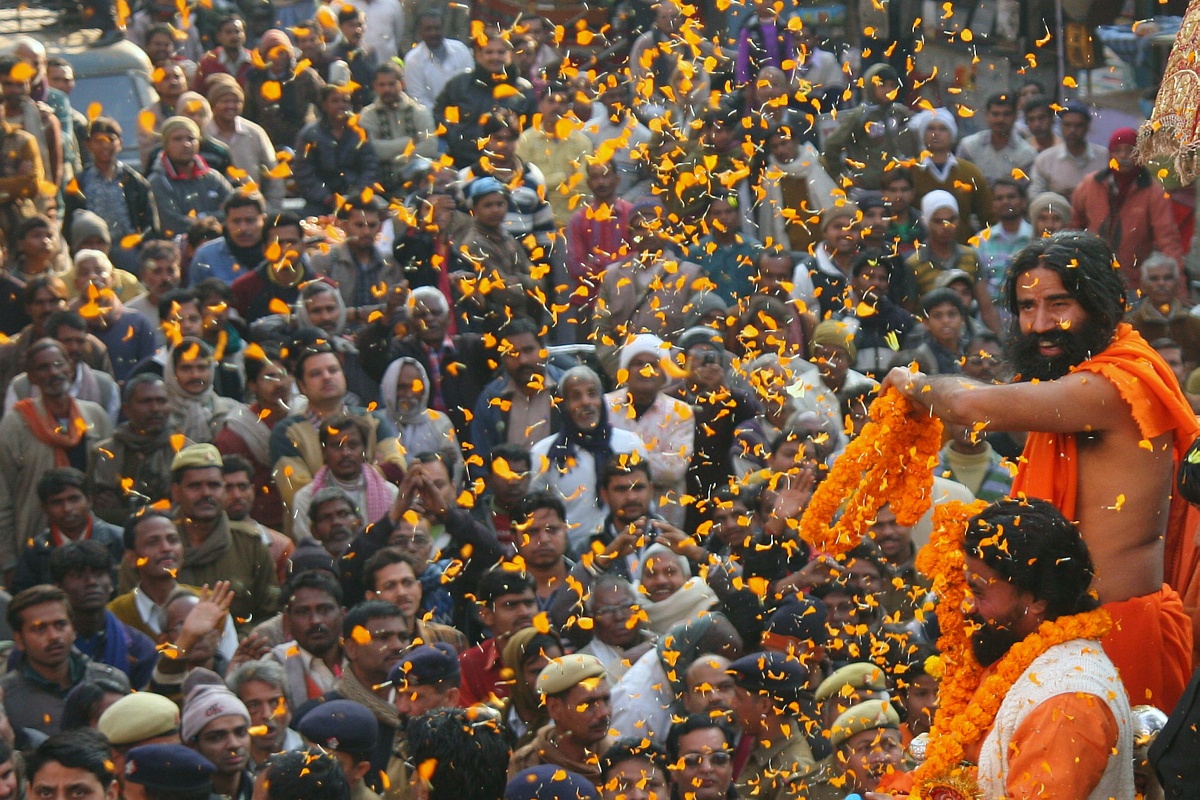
[965,497,1099,619]
[1002,231,1127,340]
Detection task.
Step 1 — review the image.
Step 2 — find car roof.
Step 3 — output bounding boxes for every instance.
[0,6,151,76]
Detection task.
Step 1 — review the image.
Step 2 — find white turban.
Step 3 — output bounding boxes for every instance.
[920,190,959,226]
[909,107,959,145]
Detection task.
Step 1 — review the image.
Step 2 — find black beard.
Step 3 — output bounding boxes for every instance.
[969,614,1023,667]
[1007,316,1112,381]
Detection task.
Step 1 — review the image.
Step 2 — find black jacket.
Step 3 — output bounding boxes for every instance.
[435,64,536,167]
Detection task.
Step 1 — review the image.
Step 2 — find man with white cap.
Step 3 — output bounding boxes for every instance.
[605,335,693,525]
[909,106,993,245]
[508,654,612,785]
[529,366,647,544]
[904,191,1002,335]
[181,679,253,800]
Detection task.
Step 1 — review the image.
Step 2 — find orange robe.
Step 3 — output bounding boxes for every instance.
[1010,323,1199,713]
[963,675,1118,799]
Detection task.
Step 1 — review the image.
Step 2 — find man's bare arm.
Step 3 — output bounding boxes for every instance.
[881,366,1127,434]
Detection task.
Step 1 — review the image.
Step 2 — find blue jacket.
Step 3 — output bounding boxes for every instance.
[189,236,262,286]
[469,364,564,467]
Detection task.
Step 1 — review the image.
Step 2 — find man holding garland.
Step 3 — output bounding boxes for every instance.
[885,230,1200,713]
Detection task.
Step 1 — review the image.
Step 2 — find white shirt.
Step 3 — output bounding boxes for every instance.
[349,0,406,60]
[403,39,473,110]
[133,586,240,660]
[582,114,653,197]
[530,427,648,552]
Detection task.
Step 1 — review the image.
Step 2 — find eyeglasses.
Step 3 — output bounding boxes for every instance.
[393,534,431,547]
[594,602,635,618]
[679,751,733,769]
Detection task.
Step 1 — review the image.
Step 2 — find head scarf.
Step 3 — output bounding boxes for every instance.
[165,338,220,443]
[501,628,563,730]
[547,369,614,505]
[381,356,455,458]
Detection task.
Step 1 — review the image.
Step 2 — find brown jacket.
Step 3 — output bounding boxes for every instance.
[508,723,610,785]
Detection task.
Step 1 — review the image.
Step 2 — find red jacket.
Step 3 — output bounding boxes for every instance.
[191,48,253,92]
[1070,167,1184,293]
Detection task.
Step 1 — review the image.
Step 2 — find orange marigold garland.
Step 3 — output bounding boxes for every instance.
[797,387,944,554]
[908,501,1114,799]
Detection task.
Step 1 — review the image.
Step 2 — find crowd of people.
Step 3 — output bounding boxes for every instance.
[0,0,1199,798]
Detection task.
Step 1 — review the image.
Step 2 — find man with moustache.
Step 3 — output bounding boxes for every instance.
[290,416,398,542]
[223,455,293,583]
[885,230,1200,712]
[12,468,125,594]
[958,498,1134,799]
[269,571,346,704]
[168,444,280,635]
[2,585,131,735]
[470,318,563,465]
[307,489,365,559]
[302,600,411,790]
[508,654,613,784]
[90,376,180,524]
[0,340,113,573]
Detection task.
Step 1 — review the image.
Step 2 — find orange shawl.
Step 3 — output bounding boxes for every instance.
[1010,323,1200,523]
[13,397,87,467]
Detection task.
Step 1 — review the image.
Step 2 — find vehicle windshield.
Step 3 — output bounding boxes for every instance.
[71,73,148,165]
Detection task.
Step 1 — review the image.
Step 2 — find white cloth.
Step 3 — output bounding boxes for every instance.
[757,143,839,254]
[133,586,239,661]
[529,427,648,552]
[789,367,877,456]
[4,362,120,423]
[956,129,1038,185]
[578,633,654,683]
[977,638,1133,800]
[610,648,675,743]
[403,39,473,109]
[605,390,693,526]
[348,0,406,59]
[204,116,284,213]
